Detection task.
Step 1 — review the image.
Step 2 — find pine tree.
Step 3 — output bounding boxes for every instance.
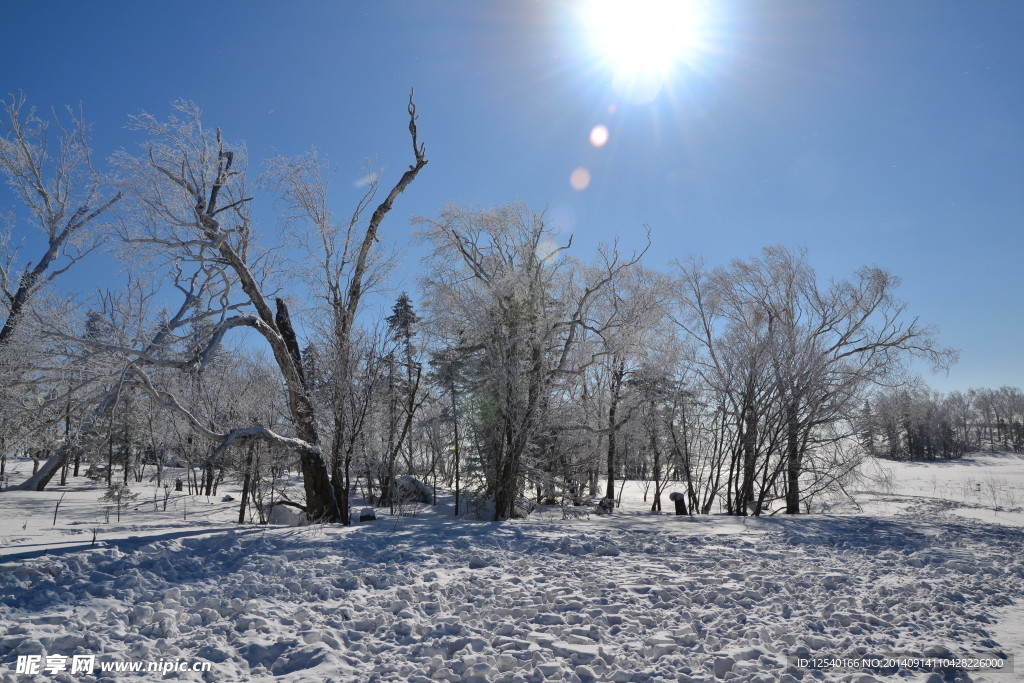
[380,293,422,509]
[386,292,420,376]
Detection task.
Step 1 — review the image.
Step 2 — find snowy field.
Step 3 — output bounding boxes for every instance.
[1,454,1023,681]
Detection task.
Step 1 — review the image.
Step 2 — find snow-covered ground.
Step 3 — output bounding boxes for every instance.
[1,453,1022,681]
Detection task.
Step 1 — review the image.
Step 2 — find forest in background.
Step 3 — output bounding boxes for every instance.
[3,93,1017,524]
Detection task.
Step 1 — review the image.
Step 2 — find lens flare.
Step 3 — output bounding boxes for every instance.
[548,204,577,233]
[536,239,562,263]
[589,125,609,148]
[570,167,591,191]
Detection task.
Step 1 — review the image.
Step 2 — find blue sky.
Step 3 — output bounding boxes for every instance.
[2,0,1022,393]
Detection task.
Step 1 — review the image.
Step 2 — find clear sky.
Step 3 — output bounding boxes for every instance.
[2,0,1022,393]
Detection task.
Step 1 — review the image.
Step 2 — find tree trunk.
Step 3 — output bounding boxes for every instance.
[784,400,804,514]
[451,378,461,516]
[107,414,114,487]
[299,451,339,522]
[650,404,663,512]
[680,405,698,514]
[330,413,350,526]
[238,443,255,524]
[740,399,758,515]
[605,362,624,500]
[203,461,214,496]
[493,423,519,520]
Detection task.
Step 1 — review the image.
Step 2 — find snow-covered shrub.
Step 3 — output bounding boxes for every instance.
[512,498,537,519]
[463,495,496,520]
[85,464,109,482]
[394,475,431,504]
[268,504,307,527]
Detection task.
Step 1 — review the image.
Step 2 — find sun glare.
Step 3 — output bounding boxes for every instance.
[581,0,706,89]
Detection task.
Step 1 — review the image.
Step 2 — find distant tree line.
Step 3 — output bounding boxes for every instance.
[859,385,1024,461]
[1,93,963,519]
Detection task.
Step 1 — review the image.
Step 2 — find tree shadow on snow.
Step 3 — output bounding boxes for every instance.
[0,526,264,563]
[754,514,1023,554]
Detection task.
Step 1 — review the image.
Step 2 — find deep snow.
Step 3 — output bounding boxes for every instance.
[1,453,1022,681]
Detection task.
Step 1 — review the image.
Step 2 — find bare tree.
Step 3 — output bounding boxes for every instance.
[0,95,119,477]
[263,96,428,523]
[0,93,120,346]
[14,264,240,491]
[17,95,427,523]
[672,246,956,514]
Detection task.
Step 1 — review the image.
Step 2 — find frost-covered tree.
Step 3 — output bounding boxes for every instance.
[672,246,955,514]
[263,108,427,522]
[861,384,1023,461]
[0,95,121,477]
[0,94,120,347]
[18,95,427,525]
[416,203,646,519]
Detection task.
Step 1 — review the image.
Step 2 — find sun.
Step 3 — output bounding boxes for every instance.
[580,0,707,86]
